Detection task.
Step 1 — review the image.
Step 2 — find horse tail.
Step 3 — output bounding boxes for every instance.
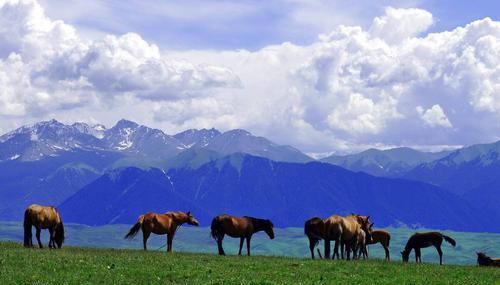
[210,216,220,240]
[23,208,32,247]
[304,220,320,247]
[442,234,456,247]
[124,215,144,240]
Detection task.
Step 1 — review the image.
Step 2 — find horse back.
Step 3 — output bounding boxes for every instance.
[214,214,252,237]
[371,229,390,244]
[26,204,61,228]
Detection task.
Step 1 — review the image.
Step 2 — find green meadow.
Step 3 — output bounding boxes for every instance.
[1,241,499,285]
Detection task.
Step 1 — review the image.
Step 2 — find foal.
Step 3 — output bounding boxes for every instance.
[401,232,456,265]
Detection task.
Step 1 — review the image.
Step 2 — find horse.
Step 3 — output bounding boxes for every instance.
[476,252,500,267]
[304,217,327,259]
[353,227,368,259]
[366,228,391,261]
[210,214,275,256]
[401,232,456,265]
[23,204,65,249]
[124,211,199,252]
[323,214,372,260]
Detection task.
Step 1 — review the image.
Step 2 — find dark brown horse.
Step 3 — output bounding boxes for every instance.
[125,211,199,252]
[304,217,327,259]
[476,252,500,267]
[401,232,456,265]
[23,204,65,249]
[210,214,275,256]
[366,229,391,261]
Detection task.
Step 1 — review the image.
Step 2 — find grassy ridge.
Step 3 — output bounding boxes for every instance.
[1,242,498,285]
[1,222,499,265]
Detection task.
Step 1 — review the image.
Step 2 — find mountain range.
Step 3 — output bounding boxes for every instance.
[0,119,499,232]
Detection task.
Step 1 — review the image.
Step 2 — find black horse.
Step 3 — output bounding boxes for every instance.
[210,214,275,256]
[401,232,456,265]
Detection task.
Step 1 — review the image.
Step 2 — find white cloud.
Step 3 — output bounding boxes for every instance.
[0,0,239,118]
[2,1,500,153]
[370,7,433,44]
[416,105,452,128]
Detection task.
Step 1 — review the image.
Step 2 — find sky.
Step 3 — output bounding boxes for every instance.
[1,0,500,155]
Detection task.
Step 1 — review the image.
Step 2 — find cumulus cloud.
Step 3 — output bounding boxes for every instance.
[2,1,500,153]
[416,105,453,128]
[370,7,433,44]
[0,0,239,118]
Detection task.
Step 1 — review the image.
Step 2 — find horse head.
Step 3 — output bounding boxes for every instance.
[185,211,199,226]
[54,222,65,248]
[401,250,410,263]
[355,215,373,243]
[264,219,275,240]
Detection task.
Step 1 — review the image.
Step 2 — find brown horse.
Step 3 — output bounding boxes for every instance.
[124,211,199,252]
[366,229,391,261]
[353,228,368,259]
[210,214,275,256]
[23,204,65,249]
[323,214,372,260]
[401,232,456,265]
[304,217,327,259]
[476,252,500,267]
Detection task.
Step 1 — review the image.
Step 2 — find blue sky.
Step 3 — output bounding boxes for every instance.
[1,0,500,154]
[39,0,500,50]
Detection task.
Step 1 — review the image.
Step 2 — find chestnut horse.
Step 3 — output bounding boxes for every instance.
[210,214,275,256]
[401,232,456,265]
[323,214,372,260]
[23,204,65,249]
[304,217,327,259]
[353,227,370,259]
[366,229,391,261]
[476,252,500,267]
[124,211,199,252]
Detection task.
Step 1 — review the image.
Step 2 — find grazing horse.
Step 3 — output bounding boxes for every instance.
[476,252,500,267]
[366,229,391,261]
[304,217,327,259]
[124,211,199,252]
[324,214,372,260]
[23,204,65,249]
[210,214,275,256]
[401,232,456,265]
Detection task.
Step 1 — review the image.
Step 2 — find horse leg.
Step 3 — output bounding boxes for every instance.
[324,239,331,259]
[48,228,55,249]
[238,237,244,256]
[415,248,421,263]
[383,245,390,261]
[246,236,251,256]
[308,238,316,259]
[142,231,150,251]
[340,241,345,260]
[35,228,43,249]
[332,239,339,260]
[167,233,173,252]
[346,241,351,260]
[217,234,225,255]
[436,245,443,265]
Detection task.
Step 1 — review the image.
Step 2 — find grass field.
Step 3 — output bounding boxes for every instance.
[1,241,499,285]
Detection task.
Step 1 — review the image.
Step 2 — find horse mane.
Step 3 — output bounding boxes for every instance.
[243,216,273,227]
